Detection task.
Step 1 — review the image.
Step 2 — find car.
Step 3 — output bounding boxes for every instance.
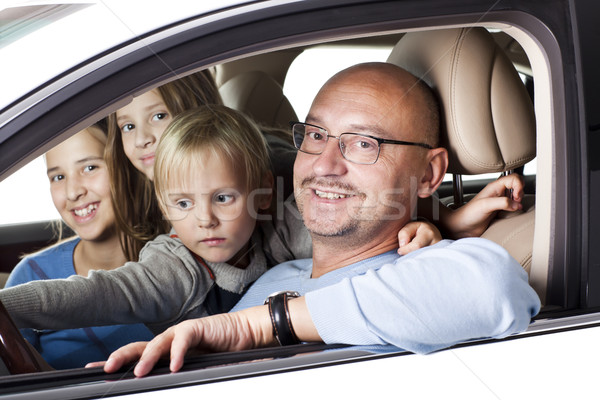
[0,0,599,398]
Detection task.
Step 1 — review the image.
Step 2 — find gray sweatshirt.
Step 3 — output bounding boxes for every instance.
[0,201,310,335]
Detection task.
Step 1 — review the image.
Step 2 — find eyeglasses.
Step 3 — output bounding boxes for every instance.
[291,122,433,165]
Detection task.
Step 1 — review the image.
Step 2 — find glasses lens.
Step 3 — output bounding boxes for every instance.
[293,123,328,154]
[340,133,380,164]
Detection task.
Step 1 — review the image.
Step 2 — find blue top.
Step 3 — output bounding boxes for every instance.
[5,238,154,369]
[233,238,540,354]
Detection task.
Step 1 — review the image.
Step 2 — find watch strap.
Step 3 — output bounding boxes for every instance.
[265,291,300,346]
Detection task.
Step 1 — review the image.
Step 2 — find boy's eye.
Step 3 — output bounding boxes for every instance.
[121,123,135,133]
[306,130,325,141]
[215,194,234,204]
[176,200,194,210]
[152,112,169,122]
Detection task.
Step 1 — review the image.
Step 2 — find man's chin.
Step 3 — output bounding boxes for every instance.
[306,221,358,238]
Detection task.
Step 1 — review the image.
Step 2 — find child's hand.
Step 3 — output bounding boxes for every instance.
[444,174,524,239]
[398,220,442,255]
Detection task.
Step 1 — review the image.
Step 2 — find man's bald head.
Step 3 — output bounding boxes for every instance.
[316,62,440,147]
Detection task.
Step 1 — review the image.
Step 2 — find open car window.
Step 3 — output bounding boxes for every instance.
[0,0,599,398]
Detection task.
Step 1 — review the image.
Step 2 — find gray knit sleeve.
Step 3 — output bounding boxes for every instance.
[259,199,312,266]
[0,234,213,333]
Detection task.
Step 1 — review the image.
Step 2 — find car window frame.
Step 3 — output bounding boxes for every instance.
[0,0,591,396]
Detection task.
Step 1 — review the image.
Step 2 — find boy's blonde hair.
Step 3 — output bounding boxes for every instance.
[154,104,271,213]
[105,70,222,261]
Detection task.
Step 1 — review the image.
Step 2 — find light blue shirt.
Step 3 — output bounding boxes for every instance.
[232,238,541,354]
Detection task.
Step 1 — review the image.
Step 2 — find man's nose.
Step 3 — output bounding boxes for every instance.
[66,176,86,201]
[311,138,348,176]
[135,124,156,148]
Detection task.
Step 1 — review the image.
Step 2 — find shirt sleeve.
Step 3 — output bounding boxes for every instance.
[0,237,212,332]
[305,238,541,353]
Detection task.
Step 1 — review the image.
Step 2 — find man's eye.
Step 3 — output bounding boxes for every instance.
[215,194,234,204]
[152,112,169,122]
[176,200,193,210]
[347,136,377,151]
[358,140,374,149]
[121,123,135,133]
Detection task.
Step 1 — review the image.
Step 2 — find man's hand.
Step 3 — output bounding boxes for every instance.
[443,174,525,239]
[88,299,321,377]
[397,221,442,255]
[90,305,274,377]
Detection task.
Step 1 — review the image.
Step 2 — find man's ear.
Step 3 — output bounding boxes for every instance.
[258,171,274,210]
[417,147,448,198]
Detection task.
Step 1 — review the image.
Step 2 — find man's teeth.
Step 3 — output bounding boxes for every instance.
[74,204,97,217]
[315,190,350,200]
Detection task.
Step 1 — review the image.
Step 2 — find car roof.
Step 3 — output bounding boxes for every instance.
[0,1,252,110]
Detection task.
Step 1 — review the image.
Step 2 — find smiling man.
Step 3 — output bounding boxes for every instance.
[102,63,540,377]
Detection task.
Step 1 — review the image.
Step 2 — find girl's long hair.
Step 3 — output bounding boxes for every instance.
[105,70,223,261]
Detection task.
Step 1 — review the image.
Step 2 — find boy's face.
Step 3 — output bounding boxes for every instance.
[163,153,266,266]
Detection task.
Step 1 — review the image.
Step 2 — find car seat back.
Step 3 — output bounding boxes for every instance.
[387,28,543,300]
[219,70,298,130]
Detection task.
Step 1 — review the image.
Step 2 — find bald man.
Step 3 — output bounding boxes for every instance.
[101,62,540,377]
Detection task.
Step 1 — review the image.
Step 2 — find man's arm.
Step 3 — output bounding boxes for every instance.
[101,238,539,376]
[305,238,540,353]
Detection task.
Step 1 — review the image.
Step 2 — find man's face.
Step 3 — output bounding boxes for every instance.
[293,68,431,247]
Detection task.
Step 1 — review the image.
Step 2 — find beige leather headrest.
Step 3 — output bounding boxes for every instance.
[387,28,536,174]
[219,70,298,130]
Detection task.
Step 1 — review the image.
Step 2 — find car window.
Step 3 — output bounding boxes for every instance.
[0,156,59,226]
[284,45,391,121]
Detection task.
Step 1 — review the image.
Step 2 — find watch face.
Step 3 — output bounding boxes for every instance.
[264,290,301,304]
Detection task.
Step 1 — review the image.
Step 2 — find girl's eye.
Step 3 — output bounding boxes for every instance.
[121,123,135,133]
[176,200,193,210]
[215,194,234,204]
[50,174,64,183]
[83,165,98,173]
[152,112,169,122]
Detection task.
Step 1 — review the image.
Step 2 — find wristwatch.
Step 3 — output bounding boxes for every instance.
[264,290,301,346]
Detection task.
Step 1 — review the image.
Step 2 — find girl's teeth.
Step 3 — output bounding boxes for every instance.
[315,190,349,200]
[74,203,97,217]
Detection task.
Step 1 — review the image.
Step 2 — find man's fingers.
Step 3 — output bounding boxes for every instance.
[85,361,106,369]
[103,341,149,373]
[168,323,201,373]
[133,332,178,377]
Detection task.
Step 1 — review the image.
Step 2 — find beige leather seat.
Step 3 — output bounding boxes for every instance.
[219,70,298,130]
[387,28,538,290]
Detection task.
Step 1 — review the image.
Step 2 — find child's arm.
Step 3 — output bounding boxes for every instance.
[0,237,210,333]
[397,221,442,255]
[438,174,525,239]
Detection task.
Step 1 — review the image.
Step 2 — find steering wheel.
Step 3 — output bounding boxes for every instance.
[0,299,45,374]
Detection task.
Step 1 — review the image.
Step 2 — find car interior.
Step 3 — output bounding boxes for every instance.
[0,24,541,379]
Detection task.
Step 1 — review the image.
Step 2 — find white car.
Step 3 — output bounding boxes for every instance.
[0,1,599,398]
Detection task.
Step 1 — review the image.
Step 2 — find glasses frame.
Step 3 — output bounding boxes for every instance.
[290,122,433,165]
